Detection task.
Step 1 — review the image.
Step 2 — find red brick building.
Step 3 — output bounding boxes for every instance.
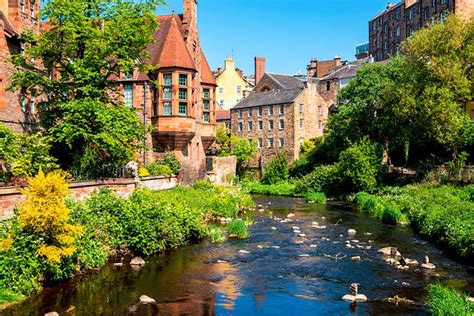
[0,0,42,133]
[115,0,217,183]
[369,0,474,62]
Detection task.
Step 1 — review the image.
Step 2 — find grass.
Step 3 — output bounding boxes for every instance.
[0,288,23,305]
[303,192,327,204]
[227,219,248,238]
[426,284,473,316]
[354,184,474,260]
[209,226,225,243]
[242,181,297,196]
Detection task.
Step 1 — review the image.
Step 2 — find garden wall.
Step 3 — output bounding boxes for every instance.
[0,176,178,219]
[206,156,237,185]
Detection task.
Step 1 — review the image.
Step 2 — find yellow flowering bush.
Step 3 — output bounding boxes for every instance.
[18,170,83,264]
[138,167,150,178]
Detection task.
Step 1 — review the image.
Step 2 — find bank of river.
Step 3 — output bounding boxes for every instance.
[3,196,473,315]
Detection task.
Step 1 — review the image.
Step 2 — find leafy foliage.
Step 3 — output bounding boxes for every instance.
[144,163,172,177]
[243,181,296,196]
[227,219,248,239]
[427,284,473,316]
[303,192,327,204]
[262,151,289,184]
[161,152,181,175]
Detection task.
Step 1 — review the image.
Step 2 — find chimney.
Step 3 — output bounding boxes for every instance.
[182,0,198,42]
[255,57,265,85]
[307,58,318,77]
[334,55,342,66]
[217,66,222,75]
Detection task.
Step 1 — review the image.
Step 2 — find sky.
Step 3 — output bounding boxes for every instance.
[156,0,393,76]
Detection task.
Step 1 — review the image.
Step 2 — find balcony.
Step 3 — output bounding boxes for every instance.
[199,122,216,152]
[151,116,196,151]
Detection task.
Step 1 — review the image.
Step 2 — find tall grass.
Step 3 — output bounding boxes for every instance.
[426,284,473,316]
[243,181,296,196]
[227,219,248,238]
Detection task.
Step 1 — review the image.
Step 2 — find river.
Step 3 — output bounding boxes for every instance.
[3,196,473,315]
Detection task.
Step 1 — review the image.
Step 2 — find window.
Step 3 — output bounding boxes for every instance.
[30,2,35,18]
[178,103,187,116]
[247,121,253,132]
[279,119,284,130]
[29,97,35,114]
[203,112,210,123]
[219,100,224,107]
[268,120,274,130]
[236,86,242,94]
[163,87,172,99]
[268,138,274,148]
[238,109,243,118]
[441,0,446,4]
[258,120,263,130]
[384,41,388,50]
[396,8,401,20]
[219,87,223,94]
[432,0,436,6]
[248,108,253,117]
[318,120,323,130]
[163,74,172,86]
[326,81,331,91]
[20,96,26,112]
[372,21,377,31]
[179,89,187,100]
[20,0,25,12]
[258,138,263,148]
[300,119,304,129]
[179,74,187,86]
[124,71,133,79]
[268,105,274,116]
[163,102,172,115]
[440,11,447,22]
[258,106,263,117]
[279,138,285,148]
[238,122,243,132]
[124,83,133,108]
[20,42,25,55]
[396,26,401,37]
[203,100,210,110]
[408,8,415,20]
[203,89,210,99]
[279,104,284,115]
[299,104,304,113]
[318,106,322,115]
[424,8,430,20]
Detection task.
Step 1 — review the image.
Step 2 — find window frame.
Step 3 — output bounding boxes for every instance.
[123,83,134,108]
[163,102,172,116]
[178,103,187,116]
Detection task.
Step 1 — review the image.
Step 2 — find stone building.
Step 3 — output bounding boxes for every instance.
[369,0,474,62]
[230,59,328,167]
[115,0,217,183]
[0,0,42,133]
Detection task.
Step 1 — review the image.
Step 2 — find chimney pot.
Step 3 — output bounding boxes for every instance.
[254,57,266,85]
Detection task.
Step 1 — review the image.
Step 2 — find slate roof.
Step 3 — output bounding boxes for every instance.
[320,59,367,81]
[232,88,303,109]
[370,2,404,21]
[266,73,306,89]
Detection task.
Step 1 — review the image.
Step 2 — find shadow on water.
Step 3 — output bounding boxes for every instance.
[3,195,473,315]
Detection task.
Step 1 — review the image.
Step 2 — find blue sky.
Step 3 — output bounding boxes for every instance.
[157,0,392,76]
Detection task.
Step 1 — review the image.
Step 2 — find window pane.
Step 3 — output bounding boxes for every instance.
[179,74,187,86]
[203,89,210,99]
[203,112,210,123]
[203,100,210,110]
[179,89,187,100]
[163,102,172,116]
[163,74,172,86]
[124,84,133,108]
[179,103,187,116]
[163,87,172,99]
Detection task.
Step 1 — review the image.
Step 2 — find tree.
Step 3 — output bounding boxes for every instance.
[7,0,163,177]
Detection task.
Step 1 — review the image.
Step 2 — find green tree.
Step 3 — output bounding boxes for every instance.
[231,135,257,173]
[7,0,163,177]
[262,151,289,184]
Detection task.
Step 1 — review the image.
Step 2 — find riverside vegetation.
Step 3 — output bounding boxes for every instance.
[0,173,253,305]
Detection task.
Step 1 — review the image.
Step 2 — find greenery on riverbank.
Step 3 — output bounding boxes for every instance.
[426,284,473,316]
[0,173,253,304]
[243,181,297,196]
[355,184,474,260]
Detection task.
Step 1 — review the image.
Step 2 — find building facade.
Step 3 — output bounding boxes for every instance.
[116,0,217,183]
[230,70,328,167]
[369,0,474,62]
[215,56,252,111]
[0,0,42,133]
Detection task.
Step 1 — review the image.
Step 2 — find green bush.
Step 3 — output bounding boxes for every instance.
[227,219,248,238]
[294,164,338,195]
[262,152,289,185]
[192,180,215,191]
[145,162,173,177]
[426,284,473,316]
[162,152,181,175]
[381,204,405,225]
[0,287,23,305]
[243,181,296,196]
[304,192,327,204]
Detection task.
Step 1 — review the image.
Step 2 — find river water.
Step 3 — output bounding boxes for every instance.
[3,196,473,315]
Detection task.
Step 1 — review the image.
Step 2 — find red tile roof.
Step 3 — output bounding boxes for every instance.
[200,48,216,85]
[216,110,230,121]
[149,15,196,71]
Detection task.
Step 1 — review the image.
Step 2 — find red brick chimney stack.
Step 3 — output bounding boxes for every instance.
[255,56,266,85]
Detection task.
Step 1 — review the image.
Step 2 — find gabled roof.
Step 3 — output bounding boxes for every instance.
[232,88,303,109]
[200,48,216,85]
[370,2,404,21]
[0,11,18,37]
[148,15,196,71]
[216,110,230,120]
[320,59,368,81]
[266,73,306,89]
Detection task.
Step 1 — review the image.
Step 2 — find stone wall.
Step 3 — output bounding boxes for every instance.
[206,156,236,185]
[0,176,178,220]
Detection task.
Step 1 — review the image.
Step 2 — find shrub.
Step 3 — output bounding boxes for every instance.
[262,151,289,184]
[381,204,405,225]
[162,152,181,175]
[227,219,248,238]
[426,284,473,316]
[18,170,83,264]
[209,226,225,243]
[0,287,23,304]
[138,167,149,178]
[192,180,215,191]
[294,164,338,195]
[304,192,327,204]
[145,162,172,177]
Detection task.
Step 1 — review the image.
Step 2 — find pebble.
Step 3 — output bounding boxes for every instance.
[345,244,354,248]
[315,225,327,229]
[309,244,317,248]
[364,232,373,236]
[421,263,436,269]
[44,313,59,316]
[239,250,250,254]
[298,233,306,237]
[402,282,410,286]
[292,226,300,230]
[272,246,280,249]
[271,227,277,230]
[130,257,145,266]
[257,245,264,249]
[294,240,304,244]
[216,260,227,263]
[345,240,351,244]
[140,295,156,304]
[287,213,295,218]
[347,229,357,236]
[351,240,360,243]
[299,254,310,257]
[322,217,326,220]
[342,294,367,302]
[258,208,265,212]
[311,222,319,226]
[113,262,123,267]
[293,230,301,234]
[351,256,361,261]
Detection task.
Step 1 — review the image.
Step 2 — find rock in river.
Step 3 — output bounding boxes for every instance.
[44,313,59,316]
[140,295,156,304]
[342,294,367,302]
[130,257,145,266]
[347,229,357,236]
[378,247,401,256]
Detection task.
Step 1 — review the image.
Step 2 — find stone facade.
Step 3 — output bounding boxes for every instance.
[206,156,237,185]
[231,73,327,168]
[0,0,42,133]
[369,0,474,62]
[0,176,178,219]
